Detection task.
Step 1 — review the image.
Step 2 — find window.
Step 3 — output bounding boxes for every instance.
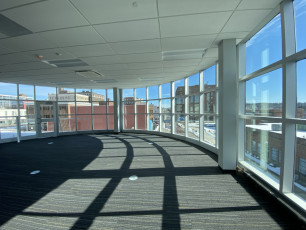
[245,119,282,182]
[294,0,306,52]
[246,14,282,74]
[245,68,282,116]
[297,59,306,118]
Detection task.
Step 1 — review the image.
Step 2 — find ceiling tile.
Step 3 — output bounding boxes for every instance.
[125,62,162,70]
[0,32,8,39]
[71,0,157,24]
[222,9,271,33]
[0,0,39,11]
[39,26,105,47]
[160,12,232,38]
[163,59,201,68]
[158,0,240,17]
[94,19,159,42]
[25,48,76,61]
[0,45,14,55]
[1,34,57,52]
[0,61,52,72]
[110,39,161,54]
[161,34,215,51]
[204,48,218,58]
[118,53,162,63]
[94,64,128,71]
[64,44,116,57]
[2,0,89,32]
[237,0,281,10]
[82,55,123,65]
[0,53,35,66]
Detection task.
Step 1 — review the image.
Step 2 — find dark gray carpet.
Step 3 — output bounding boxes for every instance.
[0,133,304,229]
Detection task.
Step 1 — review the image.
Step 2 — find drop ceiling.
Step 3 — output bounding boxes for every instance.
[0,0,282,89]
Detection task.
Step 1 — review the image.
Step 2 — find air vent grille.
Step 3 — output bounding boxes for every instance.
[42,59,89,68]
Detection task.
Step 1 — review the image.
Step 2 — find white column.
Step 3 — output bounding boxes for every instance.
[218,39,237,170]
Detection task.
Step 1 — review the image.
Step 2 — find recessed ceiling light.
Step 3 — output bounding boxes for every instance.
[91,79,117,83]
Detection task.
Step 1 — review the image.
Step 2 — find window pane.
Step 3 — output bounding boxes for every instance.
[204,91,216,113]
[76,102,91,114]
[148,100,159,113]
[77,115,92,131]
[124,114,135,130]
[108,102,114,114]
[245,68,282,116]
[294,0,306,52]
[175,97,185,113]
[0,117,17,139]
[245,119,282,182]
[189,73,199,94]
[20,116,36,137]
[136,101,146,113]
[93,103,107,114]
[136,114,146,130]
[136,87,146,100]
[161,99,171,113]
[123,88,134,99]
[0,83,17,98]
[36,86,56,101]
[20,101,35,116]
[76,89,91,102]
[161,83,171,98]
[174,114,185,135]
[0,100,18,112]
[57,88,75,101]
[124,103,134,114]
[161,114,171,133]
[41,121,54,134]
[204,65,216,88]
[189,95,199,114]
[297,59,306,118]
[19,84,34,100]
[148,85,158,100]
[148,114,159,131]
[294,124,306,201]
[108,114,114,130]
[204,116,216,146]
[93,115,107,130]
[107,89,114,101]
[188,115,199,139]
[246,14,282,74]
[92,89,106,101]
[58,102,75,115]
[174,79,184,97]
[59,115,76,132]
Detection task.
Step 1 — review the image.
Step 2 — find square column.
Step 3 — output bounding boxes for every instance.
[218,39,237,170]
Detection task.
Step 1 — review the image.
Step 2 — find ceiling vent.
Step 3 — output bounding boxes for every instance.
[76,70,104,78]
[162,49,206,61]
[42,59,89,68]
[0,14,33,37]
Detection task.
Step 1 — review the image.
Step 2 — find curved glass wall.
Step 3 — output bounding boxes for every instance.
[122,64,218,149]
[0,85,114,143]
[239,0,306,207]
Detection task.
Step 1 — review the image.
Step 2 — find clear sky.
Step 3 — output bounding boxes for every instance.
[0,0,305,103]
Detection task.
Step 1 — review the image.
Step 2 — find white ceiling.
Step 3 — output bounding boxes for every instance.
[0,0,282,89]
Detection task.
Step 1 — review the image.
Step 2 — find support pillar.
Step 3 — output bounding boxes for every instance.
[218,39,237,170]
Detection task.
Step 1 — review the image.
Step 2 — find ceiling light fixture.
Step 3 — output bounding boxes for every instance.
[162,49,206,61]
